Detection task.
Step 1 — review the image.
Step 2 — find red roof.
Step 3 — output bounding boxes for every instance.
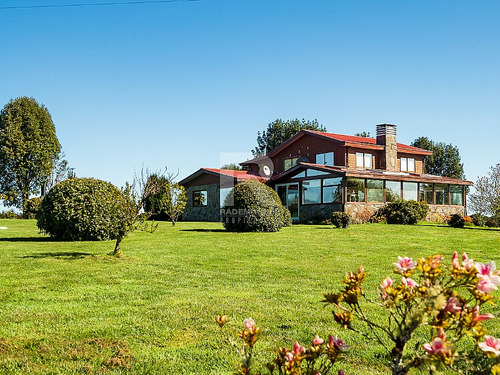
[306,130,432,155]
[202,168,267,181]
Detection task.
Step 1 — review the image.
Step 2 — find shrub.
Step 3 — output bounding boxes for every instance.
[221,181,291,232]
[485,216,499,228]
[24,197,42,219]
[373,200,429,225]
[37,178,130,241]
[471,213,487,227]
[448,214,465,228]
[331,212,350,228]
[0,210,20,219]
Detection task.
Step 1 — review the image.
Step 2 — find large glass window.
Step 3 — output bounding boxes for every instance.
[220,187,232,207]
[419,183,434,204]
[323,178,342,203]
[356,152,373,168]
[307,169,329,177]
[386,181,401,202]
[435,184,449,205]
[284,157,298,171]
[193,190,208,206]
[367,179,384,202]
[450,185,464,206]
[302,179,321,204]
[316,152,334,166]
[402,182,418,201]
[346,178,365,202]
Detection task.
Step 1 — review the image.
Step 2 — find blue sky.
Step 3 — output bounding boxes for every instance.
[1,0,499,188]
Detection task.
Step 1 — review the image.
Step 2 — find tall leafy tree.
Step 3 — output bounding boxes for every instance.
[252,118,326,156]
[0,97,61,215]
[469,164,500,217]
[411,137,464,179]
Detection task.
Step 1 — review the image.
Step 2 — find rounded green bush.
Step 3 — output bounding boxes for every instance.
[448,214,465,228]
[221,181,292,232]
[36,178,129,241]
[373,200,429,225]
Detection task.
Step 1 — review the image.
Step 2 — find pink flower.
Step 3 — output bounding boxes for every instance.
[380,276,393,289]
[285,352,294,362]
[478,336,500,357]
[393,256,417,273]
[471,305,494,322]
[243,317,255,331]
[444,297,462,313]
[477,276,499,294]
[312,335,324,346]
[451,251,460,269]
[292,341,306,356]
[402,277,418,288]
[475,261,497,277]
[423,337,446,356]
[462,253,474,271]
[328,334,349,351]
[338,371,346,375]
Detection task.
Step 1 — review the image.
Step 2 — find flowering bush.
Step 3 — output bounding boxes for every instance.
[215,316,347,374]
[322,252,500,374]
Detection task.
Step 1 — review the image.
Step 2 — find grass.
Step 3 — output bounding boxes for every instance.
[0,220,499,374]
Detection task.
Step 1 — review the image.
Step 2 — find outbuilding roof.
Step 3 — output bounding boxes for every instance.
[179,168,268,185]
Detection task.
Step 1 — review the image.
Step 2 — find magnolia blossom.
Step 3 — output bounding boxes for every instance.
[380,276,393,289]
[477,277,500,294]
[462,253,474,271]
[478,336,500,357]
[393,256,417,273]
[328,334,349,351]
[402,277,418,288]
[312,335,324,346]
[444,297,462,313]
[451,251,460,269]
[293,341,306,356]
[423,337,447,356]
[243,317,255,331]
[338,371,346,375]
[476,261,497,277]
[471,305,494,322]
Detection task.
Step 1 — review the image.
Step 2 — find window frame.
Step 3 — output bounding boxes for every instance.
[193,190,208,207]
[355,152,373,168]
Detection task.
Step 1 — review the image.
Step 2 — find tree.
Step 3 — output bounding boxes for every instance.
[220,163,243,170]
[252,118,326,156]
[411,137,464,179]
[468,164,500,217]
[143,172,187,226]
[0,97,61,215]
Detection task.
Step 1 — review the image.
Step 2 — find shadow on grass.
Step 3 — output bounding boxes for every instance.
[21,251,93,260]
[180,229,228,233]
[421,224,500,232]
[0,236,57,242]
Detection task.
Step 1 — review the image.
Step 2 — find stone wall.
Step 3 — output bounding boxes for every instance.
[426,205,465,222]
[182,184,221,222]
[344,203,385,224]
[299,203,342,223]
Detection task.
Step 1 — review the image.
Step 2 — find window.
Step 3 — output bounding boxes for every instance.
[402,182,418,201]
[323,178,342,203]
[346,178,365,202]
[193,190,208,206]
[307,169,329,177]
[401,157,415,172]
[367,179,384,202]
[316,152,334,166]
[302,179,321,204]
[284,157,298,171]
[386,181,401,202]
[450,185,464,206]
[419,183,434,204]
[220,187,232,207]
[291,171,306,179]
[356,152,373,168]
[435,184,449,205]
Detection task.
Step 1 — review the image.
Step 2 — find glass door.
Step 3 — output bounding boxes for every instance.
[276,183,299,221]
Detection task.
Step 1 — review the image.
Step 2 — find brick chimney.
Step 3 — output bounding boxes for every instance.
[376,124,397,171]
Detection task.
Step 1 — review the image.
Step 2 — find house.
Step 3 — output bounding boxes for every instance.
[179,124,473,222]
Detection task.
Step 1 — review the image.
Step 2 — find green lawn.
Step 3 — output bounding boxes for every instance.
[0,220,499,374]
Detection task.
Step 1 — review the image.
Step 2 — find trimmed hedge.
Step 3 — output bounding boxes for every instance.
[373,200,429,225]
[221,181,292,232]
[448,214,465,228]
[37,178,129,241]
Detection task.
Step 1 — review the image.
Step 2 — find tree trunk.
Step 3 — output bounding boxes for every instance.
[113,235,123,256]
[171,219,176,226]
[391,345,408,375]
[22,191,30,218]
